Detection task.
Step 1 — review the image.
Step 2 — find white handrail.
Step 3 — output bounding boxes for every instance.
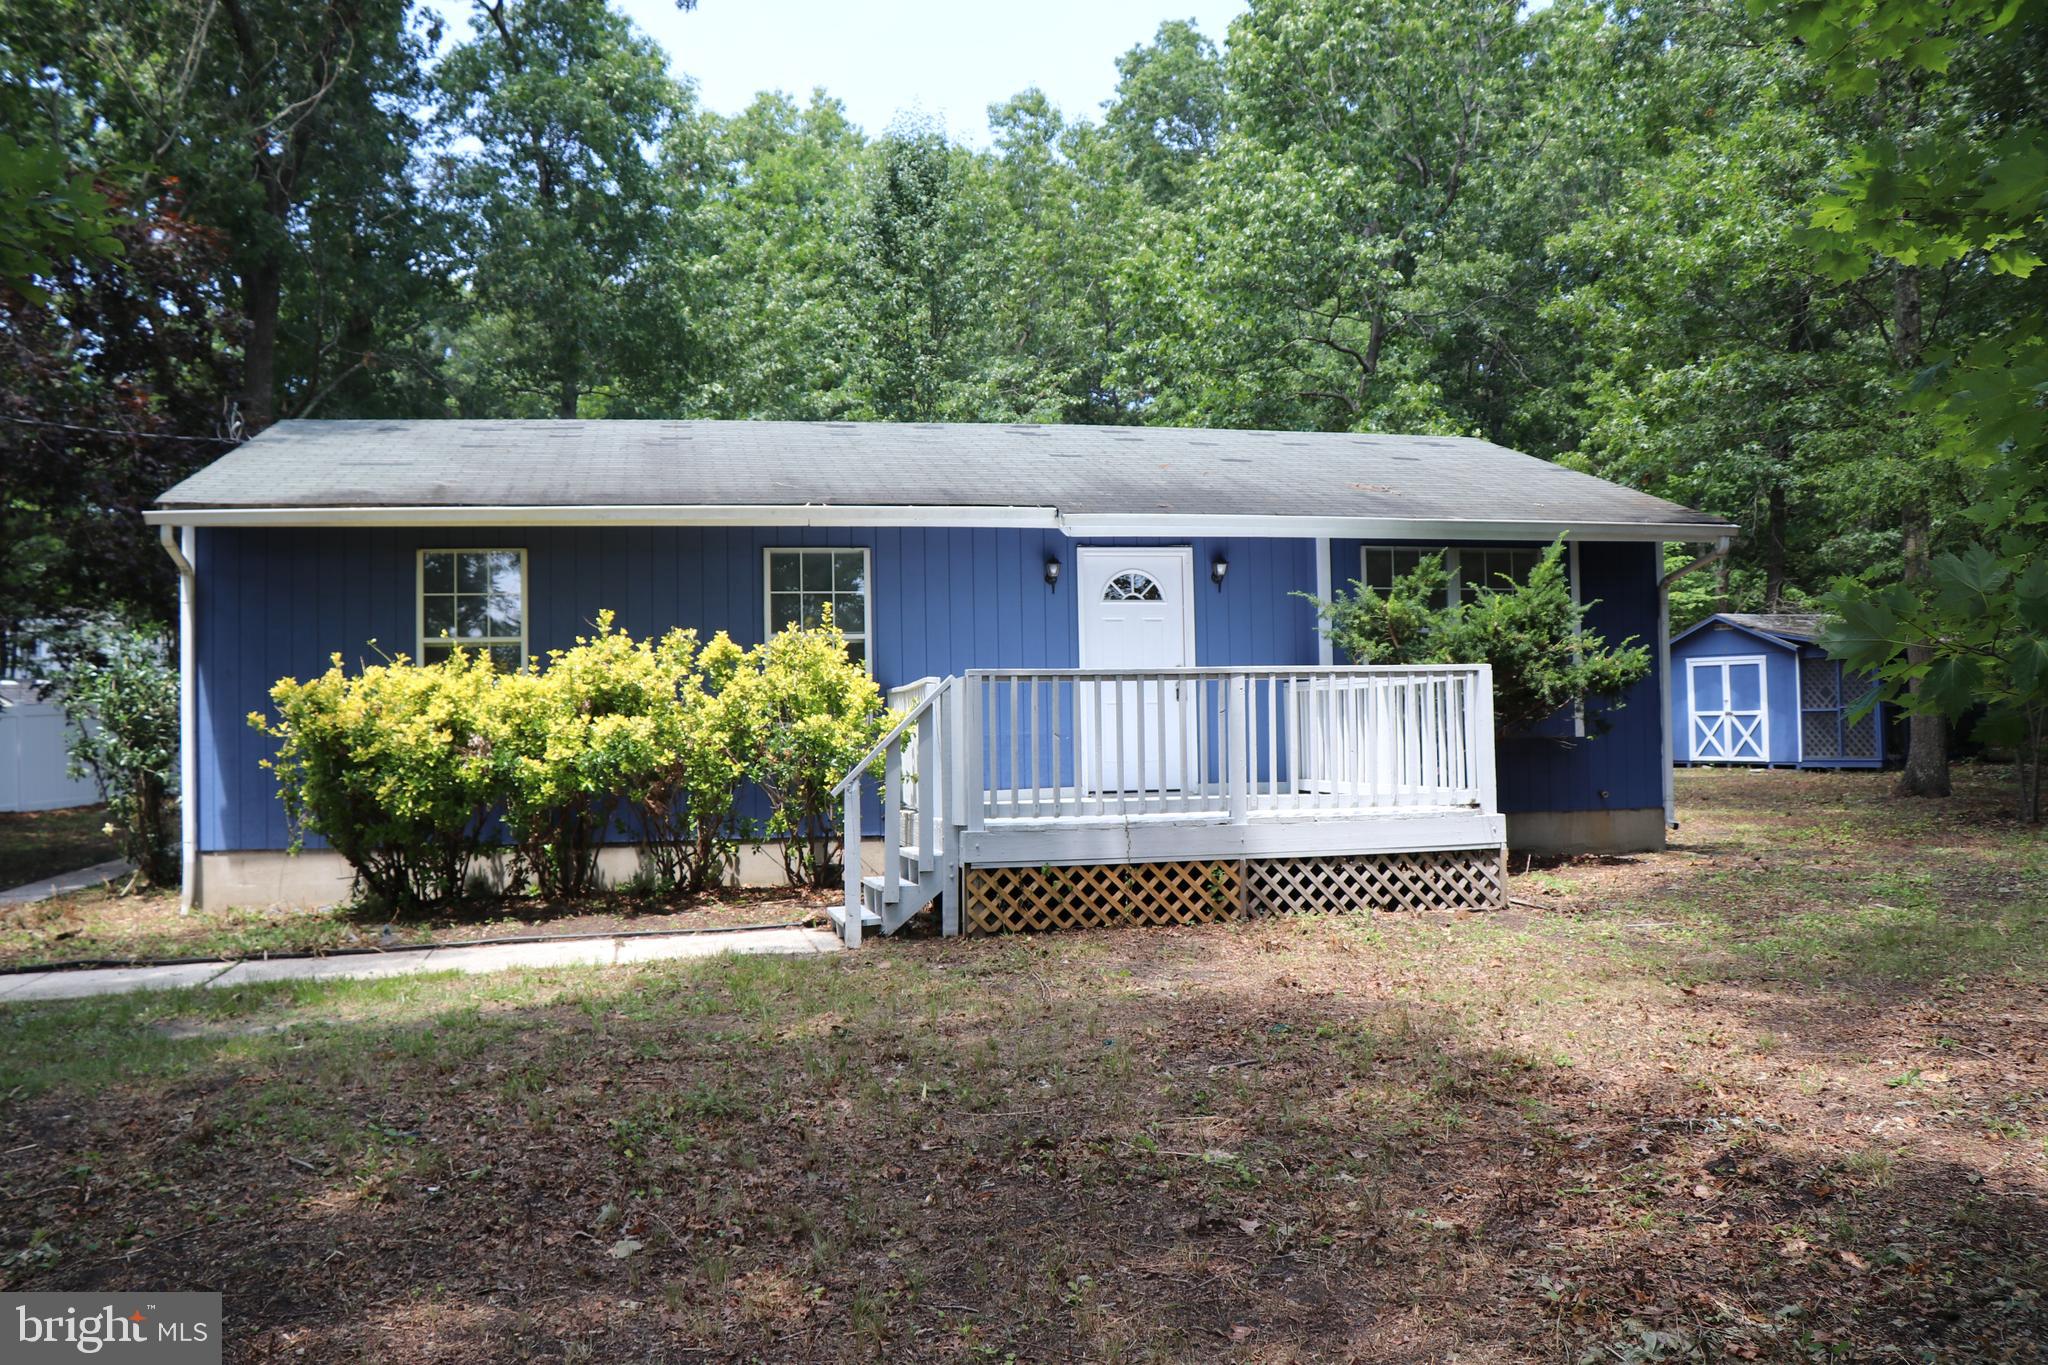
[830,679,951,800]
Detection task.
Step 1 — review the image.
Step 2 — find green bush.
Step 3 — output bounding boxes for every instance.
[484,611,692,900]
[638,631,748,893]
[62,630,178,886]
[1306,541,1651,734]
[251,649,499,911]
[721,607,886,888]
[248,613,880,907]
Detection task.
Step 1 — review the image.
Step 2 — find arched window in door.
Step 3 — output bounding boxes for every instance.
[1102,570,1163,602]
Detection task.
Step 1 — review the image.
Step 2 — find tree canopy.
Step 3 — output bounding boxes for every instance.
[2,0,2040,790]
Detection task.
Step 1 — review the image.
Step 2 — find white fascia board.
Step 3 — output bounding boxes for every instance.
[145,503,1738,543]
[1056,514,1737,542]
[144,503,1065,529]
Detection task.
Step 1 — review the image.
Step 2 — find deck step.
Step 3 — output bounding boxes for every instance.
[859,870,944,935]
[825,902,883,933]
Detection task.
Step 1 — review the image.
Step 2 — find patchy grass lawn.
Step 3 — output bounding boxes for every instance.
[0,883,830,968]
[0,803,118,889]
[1,766,2043,1362]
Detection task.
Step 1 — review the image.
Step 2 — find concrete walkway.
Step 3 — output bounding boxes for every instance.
[0,925,844,1003]
[0,858,134,906]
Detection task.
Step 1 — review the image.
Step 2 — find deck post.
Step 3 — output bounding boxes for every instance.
[1472,663,1499,815]
[883,742,903,907]
[965,673,986,834]
[915,704,936,873]
[841,781,862,948]
[1226,672,1249,824]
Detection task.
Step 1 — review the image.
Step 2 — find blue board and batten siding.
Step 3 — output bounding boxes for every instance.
[190,528,1664,855]
[191,527,1319,854]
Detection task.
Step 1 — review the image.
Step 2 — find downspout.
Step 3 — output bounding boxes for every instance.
[1658,536,1732,830]
[158,525,199,912]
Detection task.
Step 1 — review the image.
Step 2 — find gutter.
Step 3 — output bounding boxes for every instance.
[158,525,199,912]
[142,502,1739,545]
[1657,535,1733,830]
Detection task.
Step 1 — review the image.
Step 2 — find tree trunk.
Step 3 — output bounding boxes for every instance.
[241,257,281,430]
[1890,265,1951,798]
[1762,482,1788,612]
[1895,498,1952,798]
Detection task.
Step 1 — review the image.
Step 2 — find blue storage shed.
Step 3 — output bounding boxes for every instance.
[1669,613,1885,769]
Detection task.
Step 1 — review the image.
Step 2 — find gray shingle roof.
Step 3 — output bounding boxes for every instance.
[1719,613,1831,643]
[153,419,1732,535]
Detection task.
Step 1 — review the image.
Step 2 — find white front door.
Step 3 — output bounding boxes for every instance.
[1078,547,1196,792]
[1688,656,1769,762]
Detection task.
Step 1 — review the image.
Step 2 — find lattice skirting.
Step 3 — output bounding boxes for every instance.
[964,847,1503,935]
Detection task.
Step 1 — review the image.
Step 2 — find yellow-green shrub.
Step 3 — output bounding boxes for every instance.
[639,631,747,893]
[251,648,499,911]
[249,612,881,907]
[483,611,690,900]
[719,607,886,887]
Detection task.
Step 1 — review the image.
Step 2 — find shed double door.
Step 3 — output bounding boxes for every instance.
[1688,656,1768,763]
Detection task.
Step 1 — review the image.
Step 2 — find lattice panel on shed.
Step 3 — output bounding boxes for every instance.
[1842,710,1878,760]
[1803,710,1841,761]
[965,860,1244,935]
[964,848,1503,935]
[1247,848,1504,917]
[1799,656,1840,710]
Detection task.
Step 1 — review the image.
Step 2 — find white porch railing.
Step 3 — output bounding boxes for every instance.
[959,665,1496,826]
[829,664,1498,946]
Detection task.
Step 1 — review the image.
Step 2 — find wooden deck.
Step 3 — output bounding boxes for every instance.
[830,665,1505,944]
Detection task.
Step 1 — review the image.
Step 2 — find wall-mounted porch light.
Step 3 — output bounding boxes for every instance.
[1044,557,1061,591]
[1211,555,1229,590]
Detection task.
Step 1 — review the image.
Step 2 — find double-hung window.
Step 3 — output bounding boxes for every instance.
[765,547,870,665]
[419,548,527,671]
[1359,544,1544,606]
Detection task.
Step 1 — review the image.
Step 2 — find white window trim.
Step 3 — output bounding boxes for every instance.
[416,547,529,668]
[1363,541,1584,733]
[762,545,874,671]
[1357,543,1552,606]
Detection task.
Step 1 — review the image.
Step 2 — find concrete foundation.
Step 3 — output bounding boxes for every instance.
[197,810,1663,910]
[195,840,889,911]
[1504,807,1665,857]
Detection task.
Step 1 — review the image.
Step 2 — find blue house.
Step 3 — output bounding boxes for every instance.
[1668,613,1887,769]
[148,420,1735,934]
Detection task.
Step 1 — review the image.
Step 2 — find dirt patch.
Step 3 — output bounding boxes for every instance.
[0,765,2042,1362]
[0,883,833,969]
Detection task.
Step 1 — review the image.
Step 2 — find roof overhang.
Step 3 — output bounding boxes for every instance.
[1669,614,1804,652]
[143,502,1738,542]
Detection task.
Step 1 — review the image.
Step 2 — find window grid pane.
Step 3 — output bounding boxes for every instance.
[767,550,867,656]
[423,550,523,671]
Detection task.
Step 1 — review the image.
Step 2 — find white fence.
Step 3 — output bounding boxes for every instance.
[0,684,99,813]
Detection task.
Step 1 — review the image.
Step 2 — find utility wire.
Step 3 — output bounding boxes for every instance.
[0,413,241,443]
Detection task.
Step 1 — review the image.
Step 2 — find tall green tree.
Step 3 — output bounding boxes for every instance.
[1548,1,1954,624]
[1103,20,1226,209]
[843,120,988,421]
[687,91,865,419]
[436,0,694,417]
[1776,0,2048,806]
[1131,0,1535,431]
